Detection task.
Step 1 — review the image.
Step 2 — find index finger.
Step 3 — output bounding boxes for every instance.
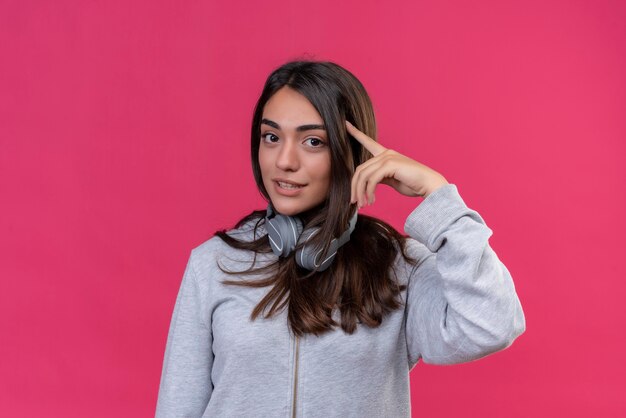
[345,120,386,157]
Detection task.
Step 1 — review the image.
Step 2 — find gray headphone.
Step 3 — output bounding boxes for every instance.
[265,204,358,272]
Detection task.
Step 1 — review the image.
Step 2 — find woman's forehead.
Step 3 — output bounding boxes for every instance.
[261,88,325,131]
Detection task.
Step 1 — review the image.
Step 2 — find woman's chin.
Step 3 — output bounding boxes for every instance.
[270,198,326,218]
[271,202,305,217]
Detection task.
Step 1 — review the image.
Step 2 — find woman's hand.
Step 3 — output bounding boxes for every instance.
[346,120,450,208]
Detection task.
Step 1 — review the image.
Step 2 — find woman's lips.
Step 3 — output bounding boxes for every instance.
[273,180,305,196]
[273,178,306,186]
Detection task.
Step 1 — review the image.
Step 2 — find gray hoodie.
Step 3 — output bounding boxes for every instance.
[155,184,526,417]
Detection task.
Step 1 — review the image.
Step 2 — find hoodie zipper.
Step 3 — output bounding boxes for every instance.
[291,334,300,418]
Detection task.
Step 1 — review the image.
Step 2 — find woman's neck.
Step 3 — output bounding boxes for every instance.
[296,202,326,226]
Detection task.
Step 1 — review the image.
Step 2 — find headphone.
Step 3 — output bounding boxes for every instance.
[265,204,358,272]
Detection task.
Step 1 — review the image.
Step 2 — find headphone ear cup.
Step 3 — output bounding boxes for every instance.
[316,238,340,272]
[267,213,304,257]
[294,228,319,270]
[295,210,358,271]
[295,229,340,272]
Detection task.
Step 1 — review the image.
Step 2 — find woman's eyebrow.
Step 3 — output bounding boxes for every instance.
[261,118,326,132]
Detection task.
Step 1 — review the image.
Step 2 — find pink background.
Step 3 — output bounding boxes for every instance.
[1,0,625,416]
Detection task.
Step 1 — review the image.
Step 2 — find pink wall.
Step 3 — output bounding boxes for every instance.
[1,0,624,416]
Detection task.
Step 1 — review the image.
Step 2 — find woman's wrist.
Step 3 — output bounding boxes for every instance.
[422,178,450,198]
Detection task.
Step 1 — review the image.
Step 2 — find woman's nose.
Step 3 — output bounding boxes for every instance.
[275,140,299,171]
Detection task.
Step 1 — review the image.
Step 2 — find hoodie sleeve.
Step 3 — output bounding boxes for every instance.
[155,251,213,417]
[403,184,526,369]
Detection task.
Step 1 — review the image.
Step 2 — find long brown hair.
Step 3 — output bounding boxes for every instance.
[214,60,417,337]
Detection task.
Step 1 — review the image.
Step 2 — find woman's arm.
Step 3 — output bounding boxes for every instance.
[155,252,213,416]
[344,121,526,369]
[403,184,526,369]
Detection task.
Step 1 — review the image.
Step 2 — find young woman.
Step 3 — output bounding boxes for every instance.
[155,60,526,417]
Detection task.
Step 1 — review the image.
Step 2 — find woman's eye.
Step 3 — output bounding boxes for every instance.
[304,137,326,147]
[262,133,279,143]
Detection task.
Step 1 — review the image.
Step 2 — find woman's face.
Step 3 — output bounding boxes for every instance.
[258,86,331,217]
